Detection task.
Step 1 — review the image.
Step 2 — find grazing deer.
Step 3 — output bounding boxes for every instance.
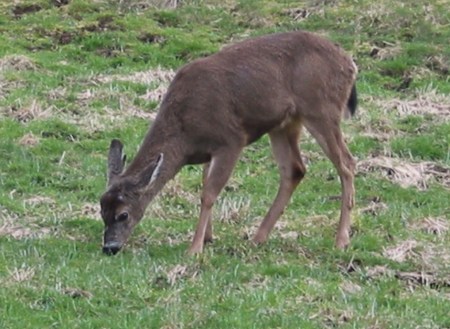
[100,31,358,255]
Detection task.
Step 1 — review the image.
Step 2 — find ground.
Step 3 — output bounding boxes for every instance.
[0,0,449,328]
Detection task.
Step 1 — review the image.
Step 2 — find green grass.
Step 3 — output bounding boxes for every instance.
[1,0,449,328]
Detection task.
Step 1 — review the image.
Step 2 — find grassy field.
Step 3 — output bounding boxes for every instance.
[1,0,449,328]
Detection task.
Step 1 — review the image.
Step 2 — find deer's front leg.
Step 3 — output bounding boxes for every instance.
[188,148,242,255]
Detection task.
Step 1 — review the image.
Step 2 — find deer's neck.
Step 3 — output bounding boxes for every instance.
[124,116,187,205]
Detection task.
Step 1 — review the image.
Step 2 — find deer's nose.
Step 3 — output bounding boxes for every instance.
[102,242,122,255]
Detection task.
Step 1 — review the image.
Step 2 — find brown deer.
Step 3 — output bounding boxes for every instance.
[100,31,358,255]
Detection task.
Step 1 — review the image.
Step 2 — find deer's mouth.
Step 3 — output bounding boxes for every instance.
[102,241,122,255]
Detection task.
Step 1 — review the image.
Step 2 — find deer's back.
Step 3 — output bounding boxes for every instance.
[156,31,356,157]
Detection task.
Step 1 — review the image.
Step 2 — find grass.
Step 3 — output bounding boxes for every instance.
[1,0,449,328]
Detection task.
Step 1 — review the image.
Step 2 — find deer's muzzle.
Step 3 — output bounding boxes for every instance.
[102,241,122,255]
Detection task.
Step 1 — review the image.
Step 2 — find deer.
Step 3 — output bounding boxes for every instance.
[100,30,358,256]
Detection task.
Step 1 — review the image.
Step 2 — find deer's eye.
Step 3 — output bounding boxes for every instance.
[116,212,129,222]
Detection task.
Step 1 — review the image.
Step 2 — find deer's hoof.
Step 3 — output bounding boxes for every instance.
[187,245,203,256]
[335,237,350,250]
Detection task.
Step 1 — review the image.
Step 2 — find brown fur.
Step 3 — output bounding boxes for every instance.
[100,31,357,255]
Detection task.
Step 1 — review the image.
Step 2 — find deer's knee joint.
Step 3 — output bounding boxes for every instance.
[348,194,355,209]
[292,161,306,182]
[347,157,356,172]
[201,193,215,208]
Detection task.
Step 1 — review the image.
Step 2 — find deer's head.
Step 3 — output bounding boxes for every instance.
[100,139,163,255]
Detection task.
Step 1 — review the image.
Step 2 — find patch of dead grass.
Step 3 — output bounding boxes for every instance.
[97,67,175,86]
[217,196,251,223]
[383,239,419,262]
[418,243,450,273]
[370,42,402,61]
[412,217,449,236]
[357,156,450,190]
[0,55,36,72]
[366,233,449,288]
[6,67,176,131]
[80,202,101,218]
[18,132,40,146]
[242,217,294,241]
[282,3,329,22]
[23,196,55,206]
[97,67,175,104]
[244,274,269,290]
[61,287,94,299]
[6,266,35,283]
[5,100,53,122]
[0,55,36,100]
[395,271,450,288]
[354,97,399,142]
[377,93,450,121]
[154,264,199,287]
[0,207,53,239]
[382,237,449,275]
[140,84,171,103]
[365,265,449,289]
[312,307,354,328]
[166,264,189,286]
[359,199,388,216]
[340,280,362,294]
[365,265,394,279]
[117,0,181,11]
[425,55,449,75]
[0,224,52,239]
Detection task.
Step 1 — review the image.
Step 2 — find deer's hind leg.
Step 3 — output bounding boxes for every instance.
[202,162,213,244]
[253,123,306,244]
[304,116,355,249]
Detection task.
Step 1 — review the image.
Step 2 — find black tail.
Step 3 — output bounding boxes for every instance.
[347,83,357,117]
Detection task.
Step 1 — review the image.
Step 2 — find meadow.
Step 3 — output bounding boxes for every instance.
[0,0,449,328]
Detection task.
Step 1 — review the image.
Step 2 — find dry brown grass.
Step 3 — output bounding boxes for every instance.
[340,280,362,294]
[365,265,394,279]
[80,202,101,218]
[381,230,449,275]
[0,55,36,72]
[217,196,251,223]
[358,199,388,216]
[357,156,450,190]
[48,67,177,130]
[154,263,199,287]
[377,92,450,121]
[395,271,450,288]
[0,201,54,239]
[371,42,402,61]
[107,68,175,103]
[415,217,449,236]
[5,266,36,284]
[0,54,29,99]
[357,91,450,145]
[5,100,53,122]
[18,132,40,146]
[368,232,449,288]
[23,196,56,206]
[383,239,419,262]
[0,223,52,239]
[116,0,181,11]
[61,287,94,299]
[2,67,175,130]
[97,67,175,92]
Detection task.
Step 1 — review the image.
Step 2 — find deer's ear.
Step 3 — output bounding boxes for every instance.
[138,153,164,190]
[107,139,126,186]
